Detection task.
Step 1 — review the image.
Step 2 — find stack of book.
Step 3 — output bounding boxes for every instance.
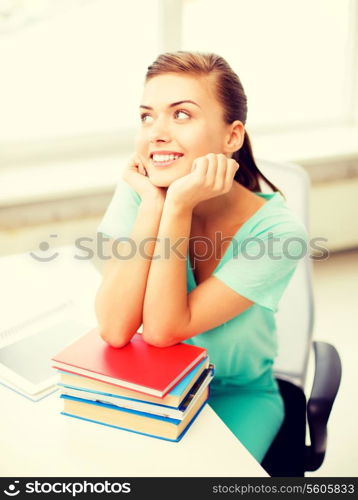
[52,328,214,442]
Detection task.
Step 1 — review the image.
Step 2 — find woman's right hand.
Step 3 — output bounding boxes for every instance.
[122,153,167,202]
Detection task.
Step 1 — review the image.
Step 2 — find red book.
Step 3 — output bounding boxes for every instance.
[52,328,207,398]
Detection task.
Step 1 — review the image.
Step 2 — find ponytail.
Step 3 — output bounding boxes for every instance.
[233,132,285,198]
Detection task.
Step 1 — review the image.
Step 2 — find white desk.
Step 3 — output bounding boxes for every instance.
[0,247,267,477]
[0,384,268,477]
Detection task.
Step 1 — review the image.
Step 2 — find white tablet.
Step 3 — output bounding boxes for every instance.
[0,319,89,401]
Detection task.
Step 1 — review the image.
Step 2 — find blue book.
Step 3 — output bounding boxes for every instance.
[60,383,210,442]
[59,365,214,420]
[57,357,210,408]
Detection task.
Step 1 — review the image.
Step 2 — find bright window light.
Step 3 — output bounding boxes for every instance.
[182,0,352,130]
[0,0,160,141]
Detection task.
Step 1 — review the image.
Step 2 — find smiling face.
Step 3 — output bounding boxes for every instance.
[135,73,234,188]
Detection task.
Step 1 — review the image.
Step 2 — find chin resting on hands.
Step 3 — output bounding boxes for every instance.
[122,153,167,202]
[166,153,239,210]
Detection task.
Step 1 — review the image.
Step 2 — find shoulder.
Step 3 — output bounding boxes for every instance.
[245,192,308,241]
[97,179,142,239]
[229,191,309,262]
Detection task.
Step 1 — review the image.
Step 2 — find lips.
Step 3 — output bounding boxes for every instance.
[150,151,184,168]
[150,157,183,167]
[150,151,184,157]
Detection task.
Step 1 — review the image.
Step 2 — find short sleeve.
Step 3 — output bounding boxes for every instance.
[213,221,309,313]
[97,179,141,239]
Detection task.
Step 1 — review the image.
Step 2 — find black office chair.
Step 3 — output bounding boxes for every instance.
[256,160,342,477]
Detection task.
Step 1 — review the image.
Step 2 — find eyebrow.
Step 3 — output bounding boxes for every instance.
[139,100,201,110]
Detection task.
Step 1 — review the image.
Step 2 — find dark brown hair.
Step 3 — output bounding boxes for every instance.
[145,50,282,195]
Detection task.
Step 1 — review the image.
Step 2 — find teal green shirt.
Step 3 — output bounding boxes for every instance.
[97,180,308,388]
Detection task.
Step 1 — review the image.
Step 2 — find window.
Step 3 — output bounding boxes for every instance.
[1,0,357,207]
[0,0,160,142]
[182,0,354,131]
[1,0,355,146]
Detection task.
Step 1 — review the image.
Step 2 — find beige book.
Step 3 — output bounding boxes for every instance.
[62,386,209,441]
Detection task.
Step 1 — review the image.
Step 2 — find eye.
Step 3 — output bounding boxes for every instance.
[140,109,190,123]
[140,113,153,123]
[174,109,190,120]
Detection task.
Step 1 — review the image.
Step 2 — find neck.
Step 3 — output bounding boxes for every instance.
[192,181,253,229]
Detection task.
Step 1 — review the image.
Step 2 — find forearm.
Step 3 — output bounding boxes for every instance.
[142,198,193,346]
[95,196,165,347]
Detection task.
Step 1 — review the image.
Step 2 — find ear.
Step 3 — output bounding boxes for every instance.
[223,120,245,154]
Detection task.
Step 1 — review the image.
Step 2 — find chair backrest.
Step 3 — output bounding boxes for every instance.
[257,159,314,388]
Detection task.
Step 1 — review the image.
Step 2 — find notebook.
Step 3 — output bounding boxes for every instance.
[52,328,208,397]
[60,386,209,442]
[57,356,210,408]
[59,364,214,420]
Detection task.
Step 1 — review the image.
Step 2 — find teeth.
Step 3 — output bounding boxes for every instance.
[152,154,182,162]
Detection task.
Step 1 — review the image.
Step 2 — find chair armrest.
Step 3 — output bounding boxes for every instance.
[305,341,342,471]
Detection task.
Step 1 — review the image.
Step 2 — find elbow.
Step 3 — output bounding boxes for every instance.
[95,298,140,349]
[98,327,132,349]
[142,327,179,348]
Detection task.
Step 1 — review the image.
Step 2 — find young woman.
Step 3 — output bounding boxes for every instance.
[95,51,308,463]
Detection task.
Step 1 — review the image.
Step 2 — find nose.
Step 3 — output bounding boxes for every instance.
[148,116,171,143]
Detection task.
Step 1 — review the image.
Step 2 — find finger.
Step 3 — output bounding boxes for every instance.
[225,159,239,187]
[205,153,218,186]
[128,154,140,170]
[133,154,147,175]
[192,156,209,176]
[213,154,228,191]
[137,162,146,175]
[123,155,137,179]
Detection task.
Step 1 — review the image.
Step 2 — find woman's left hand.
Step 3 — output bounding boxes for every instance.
[166,153,239,211]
